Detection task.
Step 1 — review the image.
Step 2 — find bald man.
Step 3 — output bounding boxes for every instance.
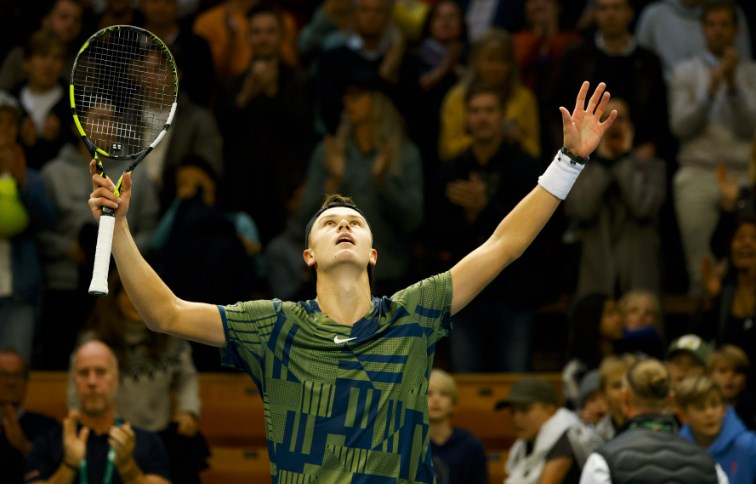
[25,340,171,484]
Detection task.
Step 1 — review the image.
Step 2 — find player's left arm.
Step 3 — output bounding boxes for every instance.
[449,82,616,315]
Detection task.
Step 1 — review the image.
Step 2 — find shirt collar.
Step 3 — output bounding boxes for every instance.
[595,32,637,56]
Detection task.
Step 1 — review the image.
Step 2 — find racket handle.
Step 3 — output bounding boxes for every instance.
[88,213,116,296]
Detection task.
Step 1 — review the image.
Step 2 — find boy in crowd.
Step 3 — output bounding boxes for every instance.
[666,334,710,388]
[497,377,581,483]
[677,375,756,484]
[709,344,754,429]
[594,354,637,442]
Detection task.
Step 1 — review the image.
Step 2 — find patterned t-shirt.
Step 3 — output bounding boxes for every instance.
[219,271,453,483]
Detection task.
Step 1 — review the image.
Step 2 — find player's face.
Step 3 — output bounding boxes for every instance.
[249,13,282,60]
[709,363,747,401]
[74,342,119,417]
[511,402,554,442]
[0,353,27,407]
[305,207,376,274]
[467,93,504,142]
[427,374,455,422]
[681,393,725,442]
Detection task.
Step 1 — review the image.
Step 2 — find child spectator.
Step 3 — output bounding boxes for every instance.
[577,370,608,427]
[677,375,756,484]
[427,369,488,484]
[594,354,637,442]
[709,344,754,430]
[666,334,710,389]
[496,377,581,483]
[617,289,665,359]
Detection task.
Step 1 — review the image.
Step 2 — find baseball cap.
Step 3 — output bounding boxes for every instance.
[666,334,711,367]
[495,377,559,410]
[578,370,600,409]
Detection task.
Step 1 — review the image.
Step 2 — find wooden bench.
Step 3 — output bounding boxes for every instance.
[26,372,561,483]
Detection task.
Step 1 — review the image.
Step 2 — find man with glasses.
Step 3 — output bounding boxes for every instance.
[0,347,58,484]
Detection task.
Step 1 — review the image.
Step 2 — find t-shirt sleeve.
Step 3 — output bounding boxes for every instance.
[134,429,171,479]
[392,271,453,343]
[546,430,575,461]
[218,299,279,373]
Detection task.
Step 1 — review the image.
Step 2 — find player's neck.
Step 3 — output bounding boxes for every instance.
[79,407,117,435]
[316,272,372,326]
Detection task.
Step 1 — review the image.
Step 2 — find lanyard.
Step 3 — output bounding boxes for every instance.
[78,417,122,484]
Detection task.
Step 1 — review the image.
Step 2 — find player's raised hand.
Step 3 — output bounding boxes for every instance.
[560,81,617,158]
[88,159,132,224]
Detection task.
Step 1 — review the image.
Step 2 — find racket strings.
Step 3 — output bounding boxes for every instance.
[72,27,175,158]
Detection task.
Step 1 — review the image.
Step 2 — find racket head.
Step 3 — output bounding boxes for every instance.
[70,25,179,162]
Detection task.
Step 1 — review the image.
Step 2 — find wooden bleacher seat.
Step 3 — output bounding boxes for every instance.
[26,372,561,484]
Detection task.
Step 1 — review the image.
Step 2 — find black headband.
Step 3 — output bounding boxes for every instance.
[303,201,368,249]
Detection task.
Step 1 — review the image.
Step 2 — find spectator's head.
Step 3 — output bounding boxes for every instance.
[666,334,710,388]
[597,97,633,157]
[0,347,29,408]
[619,290,662,332]
[354,0,391,40]
[23,29,66,91]
[76,97,118,156]
[303,194,376,285]
[71,340,120,417]
[139,0,178,29]
[42,0,83,44]
[578,370,608,425]
[728,215,756,274]
[568,293,623,368]
[600,354,638,424]
[524,0,559,31]
[708,344,749,404]
[701,0,739,56]
[421,0,464,44]
[469,30,518,92]
[465,83,505,145]
[496,377,559,443]
[675,376,726,447]
[622,358,671,417]
[248,4,284,61]
[595,0,634,39]
[176,155,219,206]
[428,369,457,423]
[0,91,21,148]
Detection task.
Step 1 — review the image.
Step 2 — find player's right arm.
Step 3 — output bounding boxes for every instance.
[88,161,225,347]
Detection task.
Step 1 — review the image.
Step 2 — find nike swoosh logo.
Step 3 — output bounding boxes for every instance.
[333,336,357,344]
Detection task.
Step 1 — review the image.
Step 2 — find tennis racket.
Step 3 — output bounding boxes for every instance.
[70,25,178,296]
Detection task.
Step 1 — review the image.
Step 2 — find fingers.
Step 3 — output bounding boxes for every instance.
[63,411,79,435]
[586,82,606,113]
[78,426,90,443]
[599,109,618,130]
[593,88,611,119]
[559,106,572,129]
[574,81,589,113]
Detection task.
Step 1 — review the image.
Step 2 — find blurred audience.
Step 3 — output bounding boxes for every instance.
[708,344,754,429]
[665,333,710,390]
[617,289,665,359]
[594,354,638,442]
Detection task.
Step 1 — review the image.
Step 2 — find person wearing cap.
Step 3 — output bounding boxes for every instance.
[496,377,581,483]
[578,370,608,426]
[86,81,617,482]
[580,358,728,483]
[0,90,56,363]
[666,333,711,389]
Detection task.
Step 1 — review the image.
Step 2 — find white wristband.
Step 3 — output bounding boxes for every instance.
[538,150,585,200]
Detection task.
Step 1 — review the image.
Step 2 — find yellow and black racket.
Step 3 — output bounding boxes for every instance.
[70,25,178,295]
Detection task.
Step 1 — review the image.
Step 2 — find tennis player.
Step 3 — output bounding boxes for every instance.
[88,81,616,482]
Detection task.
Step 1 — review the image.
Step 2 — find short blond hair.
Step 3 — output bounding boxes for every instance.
[709,344,750,374]
[430,369,458,405]
[674,375,722,409]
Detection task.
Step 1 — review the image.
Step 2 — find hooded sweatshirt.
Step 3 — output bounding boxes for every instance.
[680,406,756,484]
[506,408,580,483]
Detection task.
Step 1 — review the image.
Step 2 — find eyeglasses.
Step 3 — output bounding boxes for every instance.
[0,371,26,381]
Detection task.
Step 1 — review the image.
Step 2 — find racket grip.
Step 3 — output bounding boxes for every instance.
[88,213,116,296]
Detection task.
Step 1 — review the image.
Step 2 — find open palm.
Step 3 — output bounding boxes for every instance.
[560,81,617,158]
